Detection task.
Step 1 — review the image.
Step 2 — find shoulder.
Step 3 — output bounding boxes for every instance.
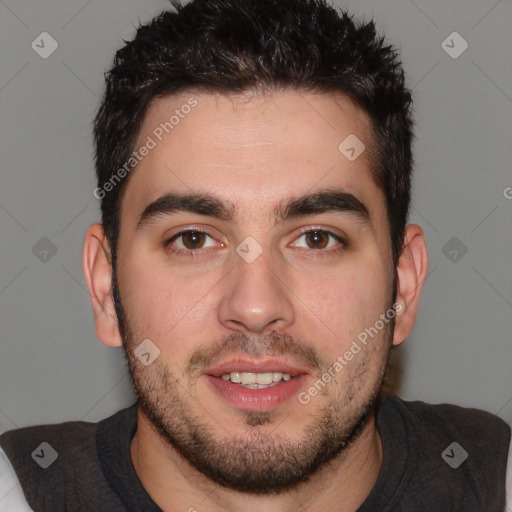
[377,396,512,512]
[387,394,511,444]
[0,415,99,468]
[0,416,101,511]
[387,394,511,471]
[0,405,137,511]
[0,404,136,454]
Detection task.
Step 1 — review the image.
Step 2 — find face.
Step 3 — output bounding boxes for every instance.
[113,89,396,493]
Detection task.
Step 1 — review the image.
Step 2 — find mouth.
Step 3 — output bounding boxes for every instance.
[201,358,312,411]
[219,370,293,389]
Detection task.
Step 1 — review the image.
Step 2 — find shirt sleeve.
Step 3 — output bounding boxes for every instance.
[0,447,33,512]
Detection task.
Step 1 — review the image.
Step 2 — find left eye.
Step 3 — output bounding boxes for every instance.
[290,230,344,250]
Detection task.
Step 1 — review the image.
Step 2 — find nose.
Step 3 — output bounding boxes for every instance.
[217,244,295,335]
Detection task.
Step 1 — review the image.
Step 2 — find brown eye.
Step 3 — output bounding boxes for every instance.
[165,229,217,255]
[289,229,346,255]
[181,231,207,249]
[304,230,330,249]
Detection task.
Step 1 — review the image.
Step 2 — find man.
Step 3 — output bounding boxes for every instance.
[1,0,510,510]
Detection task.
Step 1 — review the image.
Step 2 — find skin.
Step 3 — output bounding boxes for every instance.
[83,89,428,512]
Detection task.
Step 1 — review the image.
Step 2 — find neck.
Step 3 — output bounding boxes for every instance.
[130,407,383,512]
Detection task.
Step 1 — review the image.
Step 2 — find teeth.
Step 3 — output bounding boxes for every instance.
[241,372,259,385]
[256,373,273,384]
[230,372,242,383]
[221,372,293,384]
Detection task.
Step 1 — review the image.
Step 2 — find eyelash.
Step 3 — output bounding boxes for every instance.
[164,228,347,258]
[164,229,221,258]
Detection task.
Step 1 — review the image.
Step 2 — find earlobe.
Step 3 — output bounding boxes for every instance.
[82,223,123,348]
[392,224,429,347]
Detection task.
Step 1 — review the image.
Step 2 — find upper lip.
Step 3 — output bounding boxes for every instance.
[202,357,313,378]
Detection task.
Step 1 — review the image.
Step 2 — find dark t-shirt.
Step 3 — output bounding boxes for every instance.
[0,394,510,511]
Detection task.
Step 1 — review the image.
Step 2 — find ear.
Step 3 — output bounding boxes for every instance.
[392,224,429,346]
[82,223,123,347]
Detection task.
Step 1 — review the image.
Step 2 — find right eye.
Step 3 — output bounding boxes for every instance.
[164,229,223,257]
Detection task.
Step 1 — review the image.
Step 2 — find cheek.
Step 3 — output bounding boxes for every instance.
[293,262,390,349]
[117,256,219,353]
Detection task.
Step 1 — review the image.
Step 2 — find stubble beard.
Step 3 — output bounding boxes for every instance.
[113,271,394,495]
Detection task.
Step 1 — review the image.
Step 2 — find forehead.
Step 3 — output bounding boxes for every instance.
[120,89,386,230]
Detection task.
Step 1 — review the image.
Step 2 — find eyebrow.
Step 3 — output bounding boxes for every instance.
[135,188,372,231]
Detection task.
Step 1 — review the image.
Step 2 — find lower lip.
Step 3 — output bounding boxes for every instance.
[203,375,308,412]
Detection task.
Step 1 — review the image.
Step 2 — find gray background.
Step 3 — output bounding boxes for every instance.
[0,0,511,432]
